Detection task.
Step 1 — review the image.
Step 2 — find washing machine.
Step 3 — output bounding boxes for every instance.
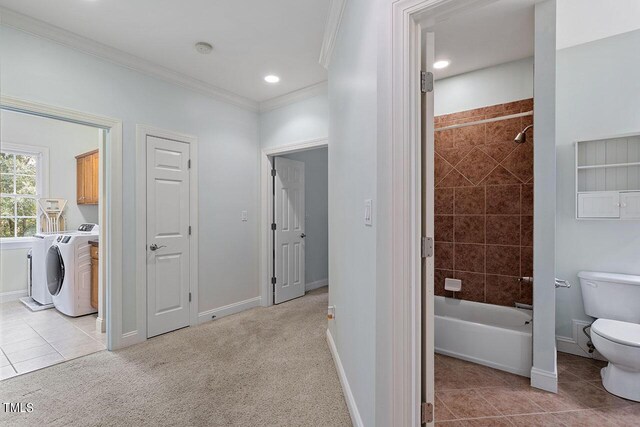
[46,225,99,317]
[28,232,59,306]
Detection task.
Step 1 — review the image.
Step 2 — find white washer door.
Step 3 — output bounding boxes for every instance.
[46,245,65,296]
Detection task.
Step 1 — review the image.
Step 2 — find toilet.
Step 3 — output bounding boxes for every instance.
[578,271,640,402]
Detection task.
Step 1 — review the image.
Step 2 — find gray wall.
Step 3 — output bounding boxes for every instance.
[281,148,328,285]
[1,25,260,334]
[555,29,640,337]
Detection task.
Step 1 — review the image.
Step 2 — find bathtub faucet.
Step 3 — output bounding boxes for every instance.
[519,276,533,285]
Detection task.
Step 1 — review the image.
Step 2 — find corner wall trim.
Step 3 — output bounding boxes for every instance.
[305,279,328,292]
[259,81,328,113]
[0,290,28,303]
[198,296,262,324]
[318,0,347,69]
[326,329,363,427]
[530,366,558,393]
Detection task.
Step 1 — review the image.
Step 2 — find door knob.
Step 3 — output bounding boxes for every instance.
[149,244,166,251]
[300,233,306,238]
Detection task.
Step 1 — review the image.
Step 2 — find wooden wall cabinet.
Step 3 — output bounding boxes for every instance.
[76,149,99,205]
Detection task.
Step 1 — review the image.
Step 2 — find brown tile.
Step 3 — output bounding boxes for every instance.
[480,142,517,163]
[437,389,501,419]
[480,386,545,415]
[455,186,485,215]
[462,417,514,427]
[436,153,455,185]
[486,117,523,144]
[455,123,486,148]
[552,409,619,427]
[518,99,534,112]
[438,147,473,167]
[521,246,533,277]
[486,185,521,214]
[480,165,522,186]
[486,275,520,306]
[486,246,520,276]
[454,244,485,273]
[436,215,454,242]
[438,169,474,188]
[521,184,533,215]
[519,280,533,306]
[508,413,567,426]
[454,216,485,244]
[486,215,520,245]
[525,387,585,412]
[435,129,456,150]
[503,142,534,183]
[436,188,455,215]
[460,365,509,388]
[435,396,458,421]
[521,216,533,247]
[597,404,640,426]
[559,381,629,409]
[435,269,455,298]
[454,271,485,303]
[456,148,498,185]
[436,242,454,270]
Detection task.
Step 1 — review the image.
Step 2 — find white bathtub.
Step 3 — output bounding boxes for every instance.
[435,296,533,377]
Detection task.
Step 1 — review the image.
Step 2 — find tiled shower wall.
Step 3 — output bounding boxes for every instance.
[434,99,533,307]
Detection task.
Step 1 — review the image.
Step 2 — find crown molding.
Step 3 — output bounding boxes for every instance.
[259,81,328,113]
[318,0,347,69]
[0,7,259,112]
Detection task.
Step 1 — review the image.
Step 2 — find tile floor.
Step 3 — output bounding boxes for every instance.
[0,300,105,380]
[435,352,640,426]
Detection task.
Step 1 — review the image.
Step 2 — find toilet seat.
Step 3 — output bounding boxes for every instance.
[592,319,640,347]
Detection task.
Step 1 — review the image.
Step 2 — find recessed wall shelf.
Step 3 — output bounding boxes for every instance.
[575,133,640,219]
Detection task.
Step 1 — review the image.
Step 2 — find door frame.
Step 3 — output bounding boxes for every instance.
[0,95,123,350]
[391,0,558,424]
[135,125,199,337]
[259,137,328,307]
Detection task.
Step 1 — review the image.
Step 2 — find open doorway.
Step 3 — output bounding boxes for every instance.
[260,139,328,307]
[0,109,107,379]
[271,147,328,304]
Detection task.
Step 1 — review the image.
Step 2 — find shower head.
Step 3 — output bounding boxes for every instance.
[515,124,533,143]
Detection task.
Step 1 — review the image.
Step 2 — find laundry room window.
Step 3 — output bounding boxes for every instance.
[0,143,48,239]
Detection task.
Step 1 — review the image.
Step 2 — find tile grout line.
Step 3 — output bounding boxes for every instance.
[0,346,18,374]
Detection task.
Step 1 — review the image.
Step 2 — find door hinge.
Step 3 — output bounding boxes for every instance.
[271,169,276,177]
[421,236,433,258]
[271,277,276,285]
[271,223,277,231]
[188,159,191,169]
[189,292,192,302]
[421,71,434,94]
[421,402,434,424]
[188,225,192,235]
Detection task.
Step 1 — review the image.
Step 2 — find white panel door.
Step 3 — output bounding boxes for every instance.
[274,157,305,304]
[620,191,640,219]
[422,31,436,425]
[147,136,190,338]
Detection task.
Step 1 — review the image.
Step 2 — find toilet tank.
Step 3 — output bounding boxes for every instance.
[578,271,640,323]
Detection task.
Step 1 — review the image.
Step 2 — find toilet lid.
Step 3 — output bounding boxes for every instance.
[592,319,640,347]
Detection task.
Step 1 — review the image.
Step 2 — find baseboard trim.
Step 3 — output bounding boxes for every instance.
[198,296,261,324]
[120,330,143,348]
[96,316,106,333]
[530,366,558,393]
[326,329,364,427]
[305,279,328,292]
[0,289,28,303]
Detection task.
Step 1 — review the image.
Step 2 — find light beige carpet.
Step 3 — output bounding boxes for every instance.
[0,287,351,427]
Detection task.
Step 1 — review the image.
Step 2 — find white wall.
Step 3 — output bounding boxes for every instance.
[434,57,534,116]
[259,91,328,149]
[0,25,260,334]
[281,148,328,285]
[2,110,100,229]
[556,0,640,50]
[555,28,640,337]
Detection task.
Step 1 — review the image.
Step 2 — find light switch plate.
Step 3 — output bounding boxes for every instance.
[241,210,248,222]
[364,199,373,226]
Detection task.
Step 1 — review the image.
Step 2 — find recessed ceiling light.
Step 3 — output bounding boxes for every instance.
[194,42,213,55]
[434,60,450,69]
[264,75,280,83]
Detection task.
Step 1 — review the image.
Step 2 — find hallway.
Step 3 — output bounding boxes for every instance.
[0,288,351,426]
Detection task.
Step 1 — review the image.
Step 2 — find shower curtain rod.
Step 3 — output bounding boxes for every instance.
[435,110,533,132]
